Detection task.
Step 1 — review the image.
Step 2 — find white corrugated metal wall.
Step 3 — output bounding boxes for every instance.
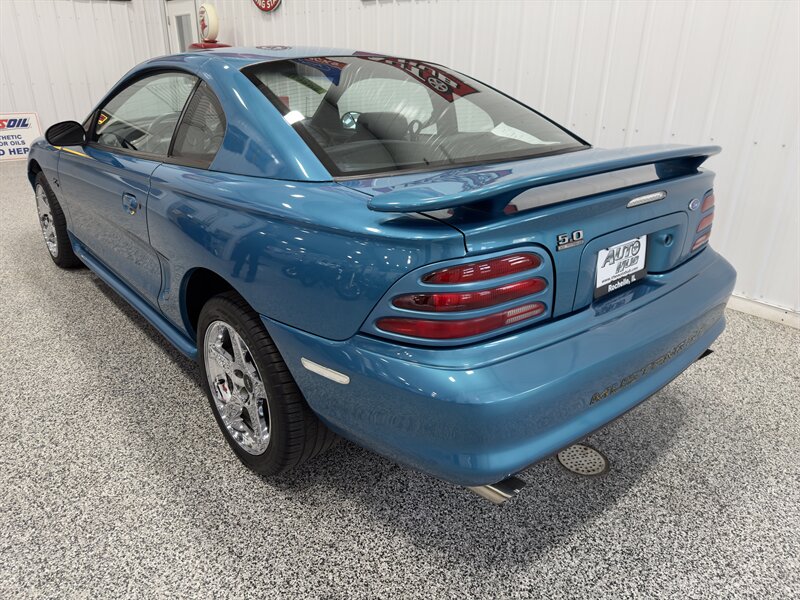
[1,0,798,316]
[0,1,169,128]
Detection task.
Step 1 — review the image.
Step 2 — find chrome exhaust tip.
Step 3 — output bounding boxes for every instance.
[467,475,526,505]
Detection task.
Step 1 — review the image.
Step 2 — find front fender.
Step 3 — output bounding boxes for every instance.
[27,138,59,188]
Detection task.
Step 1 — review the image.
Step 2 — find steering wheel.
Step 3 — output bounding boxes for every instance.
[149,113,178,135]
[181,121,223,155]
[102,131,137,151]
[120,136,138,151]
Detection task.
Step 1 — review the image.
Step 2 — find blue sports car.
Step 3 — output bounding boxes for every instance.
[28,47,735,503]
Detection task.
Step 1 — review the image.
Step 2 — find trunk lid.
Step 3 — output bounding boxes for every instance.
[340,144,720,318]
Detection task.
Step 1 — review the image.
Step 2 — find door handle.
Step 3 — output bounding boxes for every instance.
[122,193,139,215]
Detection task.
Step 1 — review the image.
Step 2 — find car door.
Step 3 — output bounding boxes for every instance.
[57,71,198,306]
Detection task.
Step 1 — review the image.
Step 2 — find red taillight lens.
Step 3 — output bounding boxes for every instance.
[692,232,711,251]
[392,278,546,312]
[697,213,714,232]
[701,192,715,212]
[422,253,541,284]
[376,302,546,340]
[692,191,716,250]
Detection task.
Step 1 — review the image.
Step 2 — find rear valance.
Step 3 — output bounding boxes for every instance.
[365,145,721,213]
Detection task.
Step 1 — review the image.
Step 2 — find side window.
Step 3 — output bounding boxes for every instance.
[93,72,197,156]
[171,82,226,168]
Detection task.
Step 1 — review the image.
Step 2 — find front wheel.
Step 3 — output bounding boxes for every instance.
[197,292,336,475]
[34,172,82,268]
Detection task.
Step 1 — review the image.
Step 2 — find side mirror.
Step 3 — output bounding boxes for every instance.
[45,121,86,147]
[341,111,361,130]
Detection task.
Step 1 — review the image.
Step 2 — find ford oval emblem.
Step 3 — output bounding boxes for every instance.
[688,198,701,211]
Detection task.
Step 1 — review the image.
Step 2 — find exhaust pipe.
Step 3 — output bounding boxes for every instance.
[467,475,526,505]
[696,348,714,361]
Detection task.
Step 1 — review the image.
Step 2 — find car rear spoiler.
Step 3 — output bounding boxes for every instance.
[366,145,721,213]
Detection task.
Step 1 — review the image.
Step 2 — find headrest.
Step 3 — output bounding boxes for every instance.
[355,112,408,141]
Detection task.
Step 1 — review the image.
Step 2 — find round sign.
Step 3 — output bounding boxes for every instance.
[253,0,282,12]
[198,4,219,42]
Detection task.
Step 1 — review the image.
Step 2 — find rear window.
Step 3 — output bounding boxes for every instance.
[243,56,587,177]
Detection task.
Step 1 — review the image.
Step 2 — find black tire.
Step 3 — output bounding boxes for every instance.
[197,291,337,476]
[33,171,82,269]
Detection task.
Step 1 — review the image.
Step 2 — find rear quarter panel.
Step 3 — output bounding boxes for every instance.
[146,164,466,340]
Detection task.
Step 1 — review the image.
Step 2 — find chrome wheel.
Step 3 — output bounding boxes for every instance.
[204,320,271,455]
[35,184,58,257]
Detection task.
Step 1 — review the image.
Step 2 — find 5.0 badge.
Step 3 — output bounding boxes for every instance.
[556,230,585,251]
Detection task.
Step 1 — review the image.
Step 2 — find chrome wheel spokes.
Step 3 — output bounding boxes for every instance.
[35,184,58,257]
[204,320,271,455]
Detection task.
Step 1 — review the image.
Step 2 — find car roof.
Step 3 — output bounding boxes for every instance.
[163,46,365,70]
[115,46,372,181]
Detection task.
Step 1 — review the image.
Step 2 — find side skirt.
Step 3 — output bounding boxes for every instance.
[70,235,198,360]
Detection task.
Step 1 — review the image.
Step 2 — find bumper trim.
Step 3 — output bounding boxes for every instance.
[300,357,350,385]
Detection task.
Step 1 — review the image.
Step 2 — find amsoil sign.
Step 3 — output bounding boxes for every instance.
[0,113,41,161]
[253,0,281,12]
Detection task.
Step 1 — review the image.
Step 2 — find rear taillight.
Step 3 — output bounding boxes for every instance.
[376,252,549,340]
[422,253,541,284]
[392,278,546,312]
[692,232,711,251]
[697,213,714,232]
[692,190,715,251]
[376,303,546,340]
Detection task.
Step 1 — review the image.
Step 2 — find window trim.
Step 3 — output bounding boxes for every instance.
[167,78,203,158]
[87,68,200,162]
[85,68,228,171]
[240,56,591,179]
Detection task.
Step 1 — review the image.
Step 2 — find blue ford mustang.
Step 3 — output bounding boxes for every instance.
[28,47,735,502]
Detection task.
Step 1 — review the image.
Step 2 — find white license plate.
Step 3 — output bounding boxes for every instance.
[594,235,647,298]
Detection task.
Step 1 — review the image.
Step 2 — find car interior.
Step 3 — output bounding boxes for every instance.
[245,56,585,176]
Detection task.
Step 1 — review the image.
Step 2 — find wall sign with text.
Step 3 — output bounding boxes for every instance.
[253,0,281,12]
[0,113,41,161]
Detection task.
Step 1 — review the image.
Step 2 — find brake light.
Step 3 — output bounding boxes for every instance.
[692,190,715,251]
[376,303,546,340]
[392,278,546,312]
[422,253,541,284]
[701,192,715,212]
[692,233,711,251]
[377,252,549,340]
[697,213,714,232]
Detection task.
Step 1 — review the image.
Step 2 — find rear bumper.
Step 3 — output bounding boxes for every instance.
[264,247,736,486]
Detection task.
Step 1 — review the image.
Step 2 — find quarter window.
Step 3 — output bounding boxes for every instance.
[93,72,197,156]
[171,82,226,168]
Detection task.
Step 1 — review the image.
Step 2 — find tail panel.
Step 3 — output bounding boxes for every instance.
[344,145,720,336]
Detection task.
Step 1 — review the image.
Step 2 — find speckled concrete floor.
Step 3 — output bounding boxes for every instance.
[1,161,799,599]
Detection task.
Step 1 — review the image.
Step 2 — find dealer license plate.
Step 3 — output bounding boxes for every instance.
[594,235,647,298]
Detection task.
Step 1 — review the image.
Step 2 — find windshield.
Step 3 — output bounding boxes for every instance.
[243,55,587,177]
